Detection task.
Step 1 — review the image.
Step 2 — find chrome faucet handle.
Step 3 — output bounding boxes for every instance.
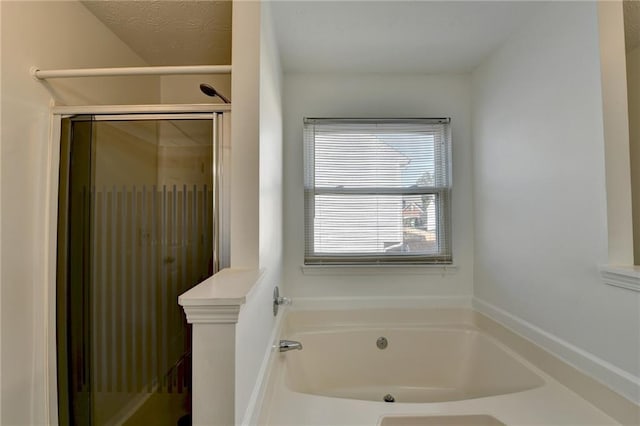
[278,340,303,352]
[273,286,292,316]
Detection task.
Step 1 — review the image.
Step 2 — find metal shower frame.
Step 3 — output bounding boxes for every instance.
[44,102,231,424]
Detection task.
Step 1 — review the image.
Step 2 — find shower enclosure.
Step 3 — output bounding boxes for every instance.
[55,110,228,426]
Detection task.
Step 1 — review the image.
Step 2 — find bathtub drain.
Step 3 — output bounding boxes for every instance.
[383,394,395,403]
[376,337,388,349]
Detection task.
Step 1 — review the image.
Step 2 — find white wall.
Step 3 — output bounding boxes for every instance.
[471,0,640,398]
[282,73,473,299]
[232,1,284,422]
[0,1,158,423]
[628,45,640,262]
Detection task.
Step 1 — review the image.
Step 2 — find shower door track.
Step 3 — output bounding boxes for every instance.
[44,104,230,425]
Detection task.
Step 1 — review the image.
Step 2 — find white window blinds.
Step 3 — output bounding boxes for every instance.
[304,118,452,265]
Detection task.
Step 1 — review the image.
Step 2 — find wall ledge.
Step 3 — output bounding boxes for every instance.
[179,268,264,323]
[599,265,640,292]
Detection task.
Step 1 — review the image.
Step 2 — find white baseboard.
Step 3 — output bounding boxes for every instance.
[292,295,472,310]
[473,297,640,404]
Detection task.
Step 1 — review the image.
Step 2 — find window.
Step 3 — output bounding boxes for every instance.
[304,118,452,265]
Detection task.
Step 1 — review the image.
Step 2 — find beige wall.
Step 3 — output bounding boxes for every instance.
[235,1,284,422]
[157,120,214,187]
[94,121,159,188]
[0,1,159,423]
[231,0,262,421]
[628,46,640,263]
[161,74,231,105]
[230,1,261,270]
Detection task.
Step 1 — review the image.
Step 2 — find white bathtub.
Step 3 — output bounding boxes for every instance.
[258,308,619,426]
[284,327,544,403]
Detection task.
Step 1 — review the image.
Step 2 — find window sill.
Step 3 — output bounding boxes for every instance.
[598,265,640,292]
[300,264,458,276]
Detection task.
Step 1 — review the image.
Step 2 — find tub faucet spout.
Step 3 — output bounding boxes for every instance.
[279,340,303,352]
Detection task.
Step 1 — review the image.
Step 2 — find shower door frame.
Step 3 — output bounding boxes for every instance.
[44,103,231,425]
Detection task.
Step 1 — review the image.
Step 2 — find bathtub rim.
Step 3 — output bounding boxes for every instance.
[248,305,638,426]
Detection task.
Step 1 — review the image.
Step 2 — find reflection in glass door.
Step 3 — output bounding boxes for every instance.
[56,114,222,426]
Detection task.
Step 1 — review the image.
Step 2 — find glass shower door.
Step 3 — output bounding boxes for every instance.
[56,114,218,426]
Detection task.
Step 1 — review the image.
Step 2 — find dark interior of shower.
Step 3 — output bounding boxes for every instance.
[56,115,216,426]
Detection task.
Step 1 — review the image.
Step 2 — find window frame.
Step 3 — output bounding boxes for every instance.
[303,117,453,266]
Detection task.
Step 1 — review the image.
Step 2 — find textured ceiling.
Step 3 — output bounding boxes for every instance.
[83,0,637,69]
[270,1,544,73]
[625,0,640,52]
[82,0,231,66]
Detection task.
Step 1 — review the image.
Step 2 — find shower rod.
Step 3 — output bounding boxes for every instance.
[31,64,231,80]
